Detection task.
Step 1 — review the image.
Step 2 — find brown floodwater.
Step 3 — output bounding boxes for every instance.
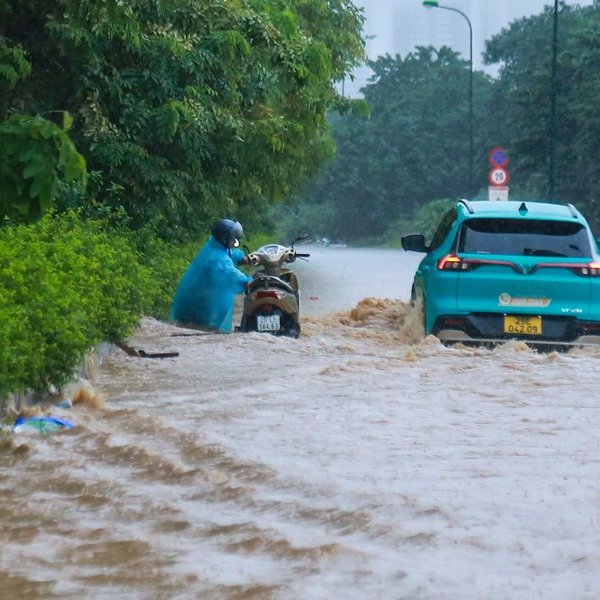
[2,247,600,599]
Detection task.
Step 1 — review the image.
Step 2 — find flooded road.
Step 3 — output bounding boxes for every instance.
[293,246,419,315]
[2,247,600,599]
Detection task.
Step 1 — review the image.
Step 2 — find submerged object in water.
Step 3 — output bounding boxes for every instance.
[13,416,74,434]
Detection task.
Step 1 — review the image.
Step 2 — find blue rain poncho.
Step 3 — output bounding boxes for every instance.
[169,236,252,332]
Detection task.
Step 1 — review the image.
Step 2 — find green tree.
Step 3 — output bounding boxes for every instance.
[0,20,86,222]
[0,0,364,236]
[292,47,494,242]
[484,1,600,225]
[0,114,86,221]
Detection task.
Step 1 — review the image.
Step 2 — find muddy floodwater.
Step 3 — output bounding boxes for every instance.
[2,247,600,599]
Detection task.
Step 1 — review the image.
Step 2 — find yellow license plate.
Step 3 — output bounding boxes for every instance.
[503,315,542,335]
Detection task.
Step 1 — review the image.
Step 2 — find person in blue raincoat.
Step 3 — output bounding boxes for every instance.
[169,219,253,332]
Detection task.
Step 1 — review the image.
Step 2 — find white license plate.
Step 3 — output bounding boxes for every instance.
[257,314,280,332]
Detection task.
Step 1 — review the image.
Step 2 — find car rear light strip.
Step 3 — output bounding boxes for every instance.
[531,262,600,276]
[437,254,521,273]
[437,254,600,276]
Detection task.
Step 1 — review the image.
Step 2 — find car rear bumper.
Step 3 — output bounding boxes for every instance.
[432,313,600,346]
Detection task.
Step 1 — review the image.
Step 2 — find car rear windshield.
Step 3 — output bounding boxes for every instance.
[458,218,591,257]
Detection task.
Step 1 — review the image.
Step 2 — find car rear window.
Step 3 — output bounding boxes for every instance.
[458,218,591,257]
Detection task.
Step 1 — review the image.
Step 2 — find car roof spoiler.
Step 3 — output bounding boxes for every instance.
[566,203,579,218]
[459,198,474,214]
[459,198,581,219]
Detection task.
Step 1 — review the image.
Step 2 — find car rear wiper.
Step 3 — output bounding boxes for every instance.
[523,248,566,257]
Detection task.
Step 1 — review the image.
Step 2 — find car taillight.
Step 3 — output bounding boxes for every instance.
[573,263,600,277]
[256,290,284,299]
[437,254,524,273]
[581,321,600,332]
[437,254,466,271]
[440,317,468,328]
[533,262,600,276]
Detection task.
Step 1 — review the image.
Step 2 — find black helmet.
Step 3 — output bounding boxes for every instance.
[212,218,244,249]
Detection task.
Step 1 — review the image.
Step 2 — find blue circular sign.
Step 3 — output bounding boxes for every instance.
[489,147,509,168]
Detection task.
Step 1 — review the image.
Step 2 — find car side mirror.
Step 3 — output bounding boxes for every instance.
[401,234,428,253]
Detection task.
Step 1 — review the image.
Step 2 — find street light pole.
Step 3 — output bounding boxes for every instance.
[423,0,473,195]
[549,0,559,200]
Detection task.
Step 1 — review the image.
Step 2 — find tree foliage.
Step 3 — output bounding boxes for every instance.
[484,1,600,225]
[290,47,494,242]
[0,0,364,235]
[0,114,86,221]
[286,2,600,243]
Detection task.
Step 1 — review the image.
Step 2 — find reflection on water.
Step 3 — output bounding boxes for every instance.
[2,247,600,598]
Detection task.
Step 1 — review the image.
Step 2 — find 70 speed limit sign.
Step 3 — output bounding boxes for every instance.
[488,166,510,186]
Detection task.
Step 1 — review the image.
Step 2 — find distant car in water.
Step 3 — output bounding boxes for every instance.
[401,199,600,347]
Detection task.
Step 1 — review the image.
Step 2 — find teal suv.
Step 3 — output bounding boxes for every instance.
[402,200,600,346]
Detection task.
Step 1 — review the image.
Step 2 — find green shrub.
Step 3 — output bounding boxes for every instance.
[0,212,152,396]
[129,227,199,320]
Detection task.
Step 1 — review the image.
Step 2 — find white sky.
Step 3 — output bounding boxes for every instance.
[345,0,593,96]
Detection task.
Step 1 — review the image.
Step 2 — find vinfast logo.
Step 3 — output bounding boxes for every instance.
[498,293,551,307]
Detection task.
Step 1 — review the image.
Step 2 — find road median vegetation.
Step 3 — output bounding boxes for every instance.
[0,212,194,400]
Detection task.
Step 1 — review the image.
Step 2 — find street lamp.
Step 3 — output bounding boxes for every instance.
[549,0,559,199]
[423,0,474,195]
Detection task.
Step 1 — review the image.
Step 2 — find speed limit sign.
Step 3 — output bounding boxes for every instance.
[489,167,509,186]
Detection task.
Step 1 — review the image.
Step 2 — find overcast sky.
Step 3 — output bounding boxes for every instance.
[345,0,593,96]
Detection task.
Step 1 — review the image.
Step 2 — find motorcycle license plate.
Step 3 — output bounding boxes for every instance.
[503,315,542,335]
[257,314,280,332]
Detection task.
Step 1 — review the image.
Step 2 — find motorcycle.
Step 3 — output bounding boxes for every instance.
[237,233,310,338]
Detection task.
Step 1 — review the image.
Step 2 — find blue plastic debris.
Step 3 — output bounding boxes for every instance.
[12,416,74,434]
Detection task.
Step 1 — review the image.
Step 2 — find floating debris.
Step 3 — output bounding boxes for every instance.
[12,416,74,434]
